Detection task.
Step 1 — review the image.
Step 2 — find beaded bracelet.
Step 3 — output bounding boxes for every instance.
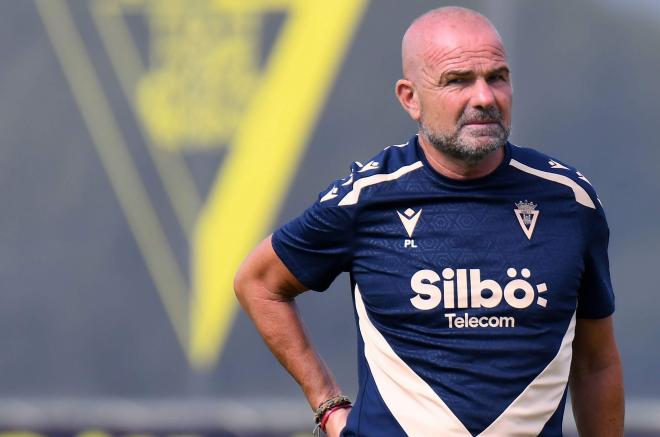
[313,395,352,435]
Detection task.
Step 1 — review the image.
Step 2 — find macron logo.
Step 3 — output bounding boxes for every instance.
[548,160,568,170]
[320,186,339,202]
[397,208,422,238]
[358,160,380,172]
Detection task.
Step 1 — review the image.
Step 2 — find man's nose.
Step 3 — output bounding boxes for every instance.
[470,78,496,108]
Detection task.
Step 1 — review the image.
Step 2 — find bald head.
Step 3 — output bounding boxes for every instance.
[402,7,505,80]
[395,6,512,171]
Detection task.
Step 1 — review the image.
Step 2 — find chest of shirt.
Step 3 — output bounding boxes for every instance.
[350,193,585,330]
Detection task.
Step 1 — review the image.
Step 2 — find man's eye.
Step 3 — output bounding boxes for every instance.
[447,78,465,85]
[488,74,508,83]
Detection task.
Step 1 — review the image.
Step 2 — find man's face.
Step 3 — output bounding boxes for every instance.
[414,31,512,163]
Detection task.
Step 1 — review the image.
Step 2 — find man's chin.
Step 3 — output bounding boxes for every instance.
[420,126,508,163]
[460,136,506,151]
[459,126,507,146]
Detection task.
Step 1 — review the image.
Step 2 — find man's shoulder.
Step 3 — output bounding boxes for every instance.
[509,143,578,172]
[315,137,424,207]
[508,142,602,211]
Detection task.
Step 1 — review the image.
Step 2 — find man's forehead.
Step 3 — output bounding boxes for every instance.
[402,7,507,78]
[422,41,508,73]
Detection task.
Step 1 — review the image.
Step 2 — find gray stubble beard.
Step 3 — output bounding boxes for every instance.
[420,108,511,166]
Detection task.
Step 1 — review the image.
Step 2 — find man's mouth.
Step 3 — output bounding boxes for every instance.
[463,120,500,126]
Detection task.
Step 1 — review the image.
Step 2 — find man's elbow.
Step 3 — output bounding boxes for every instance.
[233,236,303,306]
[233,260,252,306]
[233,255,272,307]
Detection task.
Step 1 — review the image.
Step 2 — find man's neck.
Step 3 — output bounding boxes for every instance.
[418,135,505,180]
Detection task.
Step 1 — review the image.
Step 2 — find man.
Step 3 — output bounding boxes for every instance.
[234,6,623,437]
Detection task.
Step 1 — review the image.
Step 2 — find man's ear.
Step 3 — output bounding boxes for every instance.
[395,79,420,121]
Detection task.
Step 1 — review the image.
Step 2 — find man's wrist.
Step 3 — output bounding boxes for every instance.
[313,394,352,435]
[320,404,352,431]
[314,395,352,424]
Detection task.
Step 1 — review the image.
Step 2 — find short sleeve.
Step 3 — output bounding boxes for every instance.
[576,206,615,318]
[271,181,355,292]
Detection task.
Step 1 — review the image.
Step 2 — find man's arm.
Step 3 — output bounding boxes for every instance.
[569,316,624,437]
[234,235,350,436]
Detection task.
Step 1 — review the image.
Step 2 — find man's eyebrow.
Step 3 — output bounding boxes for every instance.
[442,69,473,78]
[438,66,511,85]
[442,66,510,79]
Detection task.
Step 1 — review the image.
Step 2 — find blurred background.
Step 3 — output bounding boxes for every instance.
[0,0,658,436]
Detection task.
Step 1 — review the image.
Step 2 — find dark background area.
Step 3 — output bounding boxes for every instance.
[0,0,657,434]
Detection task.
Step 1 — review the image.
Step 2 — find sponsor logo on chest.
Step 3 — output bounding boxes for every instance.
[410,267,549,329]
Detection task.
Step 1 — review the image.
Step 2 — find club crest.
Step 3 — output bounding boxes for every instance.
[514,200,539,240]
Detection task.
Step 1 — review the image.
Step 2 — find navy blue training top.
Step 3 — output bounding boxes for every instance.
[272,135,614,437]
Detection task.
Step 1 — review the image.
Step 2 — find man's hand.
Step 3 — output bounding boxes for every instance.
[324,406,351,437]
[570,316,624,437]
